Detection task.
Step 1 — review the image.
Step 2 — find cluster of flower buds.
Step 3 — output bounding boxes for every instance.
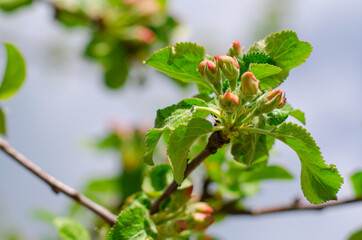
[215,55,240,91]
[227,40,244,58]
[198,60,222,94]
[182,202,215,232]
[158,199,215,236]
[240,71,261,101]
[257,89,286,114]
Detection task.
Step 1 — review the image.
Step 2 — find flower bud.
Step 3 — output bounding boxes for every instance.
[188,213,215,231]
[215,55,239,91]
[227,40,243,57]
[220,90,240,114]
[257,89,286,113]
[190,202,214,214]
[241,71,260,101]
[198,60,221,94]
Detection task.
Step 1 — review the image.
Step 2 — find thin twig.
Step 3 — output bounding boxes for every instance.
[0,137,117,225]
[216,197,362,216]
[150,131,230,214]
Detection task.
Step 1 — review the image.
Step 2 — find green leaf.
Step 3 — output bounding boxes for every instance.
[289,109,306,125]
[144,98,210,165]
[95,133,122,150]
[104,47,128,89]
[351,171,362,197]
[231,116,273,167]
[242,122,343,204]
[243,165,293,182]
[248,30,312,89]
[106,206,157,240]
[0,0,32,11]
[0,43,26,99]
[55,9,89,28]
[238,52,276,75]
[249,30,312,70]
[144,129,163,165]
[145,42,211,89]
[348,229,362,240]
[142,164,173,198]
[155,98,208,129]
[167,118,213,184]
[0,107,6,135]
[53,218,90,240]
[249,63,282,79]
[265,103,293,125]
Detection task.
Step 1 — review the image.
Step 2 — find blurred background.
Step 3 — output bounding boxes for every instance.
[0,0,362,239]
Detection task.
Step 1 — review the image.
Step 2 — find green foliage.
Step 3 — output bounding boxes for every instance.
[106,197,157,240]
[242,123,343,203]
[144,98,210,165]
[142,164,173,198]
[0,0,179,89]
[348,229,362,240]
[231,132,270,167]
[248,63,282,80]
[0,0,32,12]
[144,129,163,165]
[231,116,273,167]
[0,43,26,100]
[0,43,26,136]
[239,52,276,74]
[265,103,293,125]
[289,109,306,125]
[145,42,211,88]
[242,165,293,182]
[351,171,362,197]
[167,118,213,184]
[0,30,348,240]
[248,30,312,89]
[53,217,90,240]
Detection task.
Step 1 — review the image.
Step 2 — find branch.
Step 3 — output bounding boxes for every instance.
[150,130,230,214]
[216,197,362,216]
[0,137,117,225]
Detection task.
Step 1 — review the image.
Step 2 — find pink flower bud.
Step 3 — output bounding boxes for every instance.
[241,71,260,101]
[227,40,243,57]
[214,55,239,69]
[189,213,215,231]
[198,60,221,94]
[220,91,240,114]
[192,202,214,214]
[257,89,286,113]
[214,55,240,91]
[199,60,216,75]
[135,26,155,44]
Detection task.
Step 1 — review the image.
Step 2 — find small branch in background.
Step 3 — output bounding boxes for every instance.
[216,197,362,216]
[0,137,117,226]
[150,131,230,214]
